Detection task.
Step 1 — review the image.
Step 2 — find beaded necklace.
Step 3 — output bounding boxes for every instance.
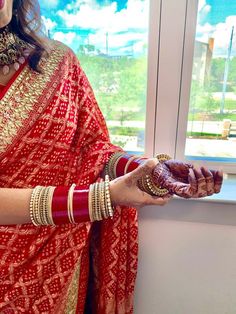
[0,25,30,75]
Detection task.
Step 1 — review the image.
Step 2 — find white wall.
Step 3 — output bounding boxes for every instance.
[134,199,236,314]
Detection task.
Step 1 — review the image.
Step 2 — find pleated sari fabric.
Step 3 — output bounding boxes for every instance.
[0,40,138,313]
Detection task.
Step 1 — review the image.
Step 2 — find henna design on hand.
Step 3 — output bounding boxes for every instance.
[152,160,223,199]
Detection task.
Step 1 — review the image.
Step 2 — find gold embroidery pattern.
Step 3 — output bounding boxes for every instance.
[0,42,67,155]
[63,259,81,313]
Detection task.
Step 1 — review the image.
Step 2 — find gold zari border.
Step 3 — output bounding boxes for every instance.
[63,260,81,313]
[0,42,67,154]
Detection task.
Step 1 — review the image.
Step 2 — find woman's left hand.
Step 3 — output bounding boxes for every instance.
[109,159,173,208]
[152,159,223,199]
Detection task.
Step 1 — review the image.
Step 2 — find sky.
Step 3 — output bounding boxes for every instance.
[40,0,236,57]
[41,0,148,56]
[196,0,236,57]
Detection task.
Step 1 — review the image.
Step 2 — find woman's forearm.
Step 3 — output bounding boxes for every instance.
[0,188,32,225]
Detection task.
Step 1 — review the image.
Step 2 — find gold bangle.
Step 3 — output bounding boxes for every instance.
[156,153,171,162]
[113,154,124,178]
[89,177,114,222]
[40,187,50,225]
[29,186,44,226]
[145,174,169,196]
[99,181,107,219]
[88,184,94,222]
[104,175,114,218]
[106,152,124,180]
[91,183,97,222]
[95,182,102,221]
[29,186,56,226]
[92,182,99,221]
[48,186,56,226]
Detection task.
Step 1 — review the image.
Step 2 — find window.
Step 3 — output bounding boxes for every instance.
[183,0,236,162]
[41,0,151,154]
[175,0,236,173]
[41,0,235,175]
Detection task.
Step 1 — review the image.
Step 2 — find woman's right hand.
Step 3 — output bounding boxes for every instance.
[109,158,172,208]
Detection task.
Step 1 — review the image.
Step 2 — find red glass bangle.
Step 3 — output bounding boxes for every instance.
[51,186,70,225]
[116,154,132,177]
[126,157,146,173]
[73,188,90,223]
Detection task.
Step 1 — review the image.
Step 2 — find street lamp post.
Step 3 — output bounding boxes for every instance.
[220,26,234,114]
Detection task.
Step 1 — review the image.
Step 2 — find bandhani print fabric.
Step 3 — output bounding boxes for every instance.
[0,40,138,313]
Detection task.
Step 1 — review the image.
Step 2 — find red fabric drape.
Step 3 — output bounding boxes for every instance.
[0,41,138,313]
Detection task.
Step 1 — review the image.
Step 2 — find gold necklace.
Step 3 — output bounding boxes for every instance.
[0,25,30,75]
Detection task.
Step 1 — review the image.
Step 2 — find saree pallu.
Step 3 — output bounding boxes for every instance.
[0,41,138,313]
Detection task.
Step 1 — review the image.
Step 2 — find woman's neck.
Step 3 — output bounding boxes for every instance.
[0,66,17,86]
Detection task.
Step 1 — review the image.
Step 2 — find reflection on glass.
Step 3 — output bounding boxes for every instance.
[186,0,236,161]
[41,0,149,153]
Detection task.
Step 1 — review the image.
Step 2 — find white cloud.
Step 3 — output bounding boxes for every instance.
[40,0,59,9]
[212,17,236,57]
[88,30,147,54]
[53,31,79,46]
[52,0,148,55]
[196,0,236,57]
[199,0,211,12]
[197,16,236,57]
[42,16,57,31]
[198,0,211,23]
[57,0,148,33]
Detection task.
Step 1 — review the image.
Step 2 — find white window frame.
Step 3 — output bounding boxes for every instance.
[146,0,236,174]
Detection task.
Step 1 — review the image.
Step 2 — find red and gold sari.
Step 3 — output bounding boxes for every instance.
[0,41,138,313]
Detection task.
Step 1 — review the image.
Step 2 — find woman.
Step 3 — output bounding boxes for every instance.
[0,0,223,313]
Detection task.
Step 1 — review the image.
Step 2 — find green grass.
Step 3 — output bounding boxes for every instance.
[187,131,222,138]
[188,112,236,121]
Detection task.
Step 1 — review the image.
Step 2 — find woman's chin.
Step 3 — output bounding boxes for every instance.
[0,22,8,29]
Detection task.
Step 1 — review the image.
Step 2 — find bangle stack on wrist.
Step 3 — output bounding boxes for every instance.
[105,152,172,197]
[106,152,146,179]
[89,175,114,222]
[29,175,114,226]
[29,186,56,226]
[138,153,171,197]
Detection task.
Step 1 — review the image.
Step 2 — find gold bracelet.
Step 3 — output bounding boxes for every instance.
[156,153,171,162]
[88,184,94,222]
[106,152,124,180]
[92,182,99,221]
[138,153,172,197]
[48,186,56,226]
[99,181,107,219]
[104,175,114,218]
[146,174,169,196]
[29,186,55,226]
[40,187,51,225]
[113,154,124,178]
[91,183,97,222]
[29,186,44,226]
[95,182,102,221]
[88,176,114,222]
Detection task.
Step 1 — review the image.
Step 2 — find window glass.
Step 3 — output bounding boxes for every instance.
[185,0,236,161]
[41,0,150,153]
